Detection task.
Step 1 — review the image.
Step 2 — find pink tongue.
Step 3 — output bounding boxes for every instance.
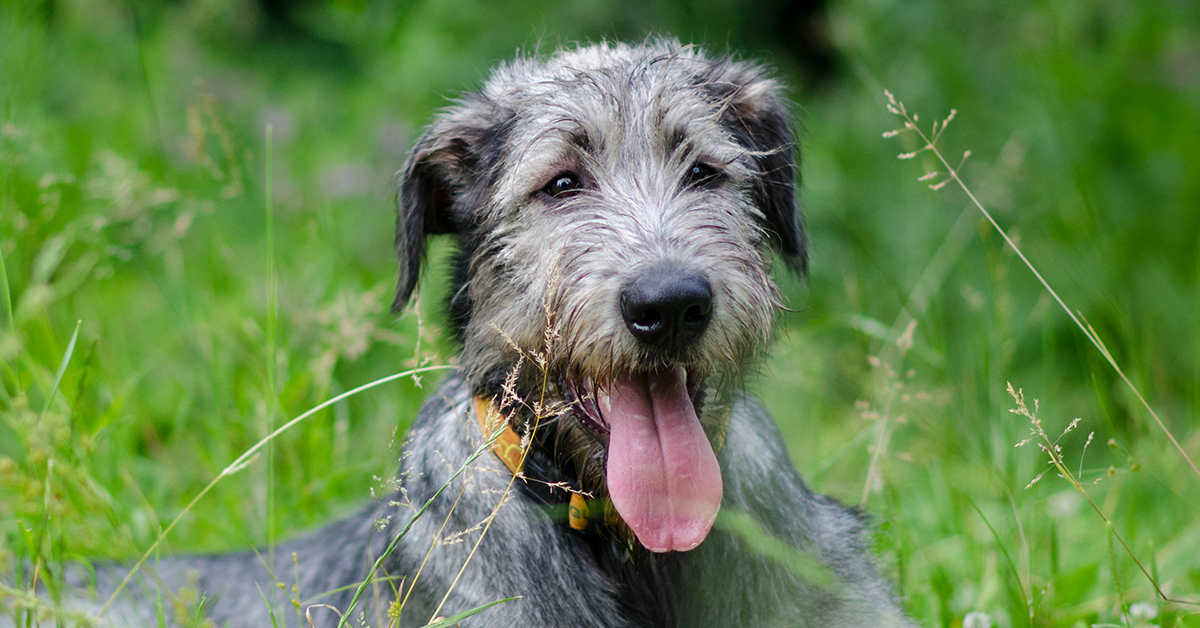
[602,367,722,553]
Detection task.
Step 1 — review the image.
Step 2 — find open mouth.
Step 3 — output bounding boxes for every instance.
[558,366,722,553]
[559,368,706,444]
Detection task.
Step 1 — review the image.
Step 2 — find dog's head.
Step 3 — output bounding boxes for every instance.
[393,40,805,552]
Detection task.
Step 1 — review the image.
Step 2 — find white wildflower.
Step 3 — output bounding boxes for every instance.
[963,611,992,628]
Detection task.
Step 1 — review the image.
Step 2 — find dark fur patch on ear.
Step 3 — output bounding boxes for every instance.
[711,67,808,276]
[392,97,510,313]
[392,149,453,312]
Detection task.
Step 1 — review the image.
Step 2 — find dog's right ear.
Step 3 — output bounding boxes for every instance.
[702,57,808,277]
[393,97,501,313]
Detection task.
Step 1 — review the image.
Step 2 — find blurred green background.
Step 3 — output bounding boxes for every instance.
[2,0,1199,626]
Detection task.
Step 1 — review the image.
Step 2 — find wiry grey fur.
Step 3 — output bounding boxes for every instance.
[26,40,914,628]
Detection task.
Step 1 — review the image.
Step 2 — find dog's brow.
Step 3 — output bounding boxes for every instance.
[666,125,689,154]
[567,129,594,154]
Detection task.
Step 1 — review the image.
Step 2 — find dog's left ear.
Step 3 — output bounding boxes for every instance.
[719,67,808,276]
[393,97,500,312]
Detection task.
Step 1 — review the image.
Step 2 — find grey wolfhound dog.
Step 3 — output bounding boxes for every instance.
[54,40,914,628]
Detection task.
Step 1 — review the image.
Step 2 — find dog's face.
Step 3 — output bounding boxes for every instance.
[394,40,805,553]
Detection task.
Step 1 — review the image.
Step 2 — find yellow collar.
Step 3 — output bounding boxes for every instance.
[473,395,526,474]
[473,395,603,532]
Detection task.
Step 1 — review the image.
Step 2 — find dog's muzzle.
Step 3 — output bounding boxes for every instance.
[561,264,723,553]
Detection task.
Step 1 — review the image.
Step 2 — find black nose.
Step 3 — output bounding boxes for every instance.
[620,266,713,349]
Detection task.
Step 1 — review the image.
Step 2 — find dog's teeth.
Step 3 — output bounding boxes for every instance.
[598,390,612,414]
[583,375,594,394]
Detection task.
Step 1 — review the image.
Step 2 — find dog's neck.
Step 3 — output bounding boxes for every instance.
[473,394,619,534]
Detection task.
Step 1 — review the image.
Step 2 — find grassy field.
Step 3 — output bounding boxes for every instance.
[3,0,1199,626]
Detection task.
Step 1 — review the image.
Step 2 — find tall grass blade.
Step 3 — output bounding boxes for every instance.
[40,319,81,420]
[97,364,453,619]
[0,236,14,336]
[422,597,520,628]
[191,594,209,628]
[715,509,838,590]
[156,579,167,628]
[256,583,281,628]
[966,497,1031,625]
[0,239,18,397]
[264,120,279,577]
[1107,522,1129,626]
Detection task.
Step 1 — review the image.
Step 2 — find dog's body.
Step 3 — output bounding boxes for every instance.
[95,376,907,627]
[32,40,913,627]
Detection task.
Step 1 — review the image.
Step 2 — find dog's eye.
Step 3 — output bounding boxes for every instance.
[543,172,583,199]
[684,163,721,188]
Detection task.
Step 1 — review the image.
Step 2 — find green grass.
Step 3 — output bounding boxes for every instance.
[3,0,1200,626]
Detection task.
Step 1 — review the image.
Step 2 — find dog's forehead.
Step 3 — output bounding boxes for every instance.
[486,41,711,93]
[478,44,758,201]
[485,44,731,132]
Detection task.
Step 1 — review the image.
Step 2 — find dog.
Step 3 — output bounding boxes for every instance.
[59,39,913,628]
